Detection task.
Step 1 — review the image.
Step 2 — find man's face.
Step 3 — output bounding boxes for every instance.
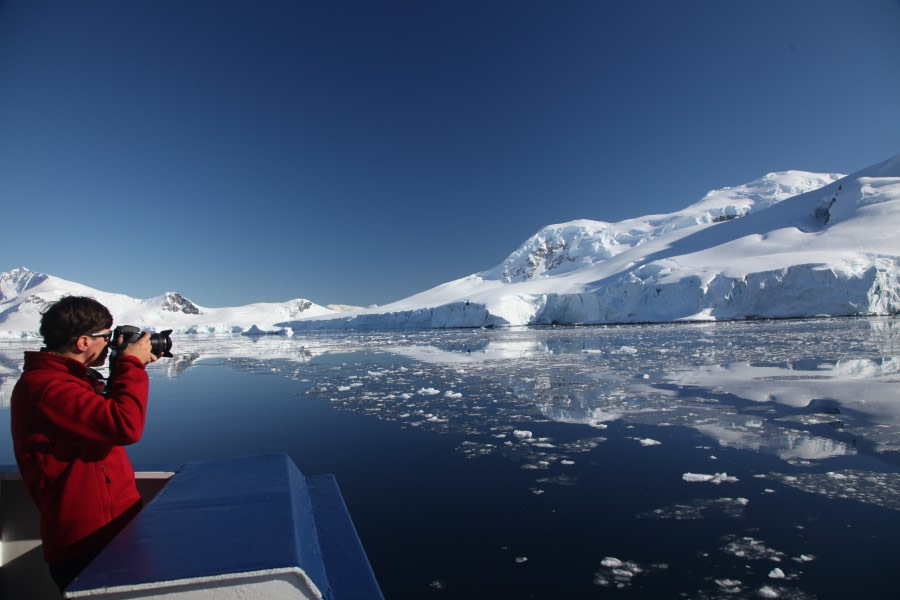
[85,329,113,367]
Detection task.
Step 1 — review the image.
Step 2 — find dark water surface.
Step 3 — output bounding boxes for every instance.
[2,318,900,598]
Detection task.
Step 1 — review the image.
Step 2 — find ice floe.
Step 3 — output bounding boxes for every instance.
[593,556,668,589]
[683,472,739,484]
[639,497,749,520]
[635,437,661,446]
[719,535,785,562]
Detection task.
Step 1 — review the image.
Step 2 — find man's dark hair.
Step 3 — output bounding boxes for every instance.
[40,296,113,351]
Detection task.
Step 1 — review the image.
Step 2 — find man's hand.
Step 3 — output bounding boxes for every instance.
[120,332,158,365]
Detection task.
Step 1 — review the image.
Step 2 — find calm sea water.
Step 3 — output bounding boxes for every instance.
[2,318,899,599]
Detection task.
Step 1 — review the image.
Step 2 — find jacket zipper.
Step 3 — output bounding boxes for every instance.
[102,464,111,484]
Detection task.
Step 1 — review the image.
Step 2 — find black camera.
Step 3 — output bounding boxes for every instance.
[110,325,173,361]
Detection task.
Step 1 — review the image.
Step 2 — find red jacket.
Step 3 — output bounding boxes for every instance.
[11,350,149,563]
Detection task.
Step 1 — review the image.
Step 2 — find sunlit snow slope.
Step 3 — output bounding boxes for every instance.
[286,154,899,328]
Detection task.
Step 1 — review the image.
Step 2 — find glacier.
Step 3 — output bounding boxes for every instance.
[2,153,899,336]
[284,154,899,329]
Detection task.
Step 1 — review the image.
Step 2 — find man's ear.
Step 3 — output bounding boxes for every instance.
[74,335,90,352]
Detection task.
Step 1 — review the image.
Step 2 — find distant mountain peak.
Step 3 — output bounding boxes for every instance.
[0,267,47,302]
[288,300,314,317]
[484,221,620,283]
[485,171,844,285]
[160,292,202,315]
[0,268,335,337]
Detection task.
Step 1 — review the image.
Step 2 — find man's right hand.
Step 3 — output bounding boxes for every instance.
[120,332,158,365]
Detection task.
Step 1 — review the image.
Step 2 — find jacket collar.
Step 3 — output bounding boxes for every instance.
[24,349,89,378]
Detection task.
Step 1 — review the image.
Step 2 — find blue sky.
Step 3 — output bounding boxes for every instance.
[1,1,899,308]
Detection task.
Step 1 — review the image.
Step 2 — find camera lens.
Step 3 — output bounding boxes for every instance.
[150,330,174,357]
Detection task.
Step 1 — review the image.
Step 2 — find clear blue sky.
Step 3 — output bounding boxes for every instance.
[2,1,899,308]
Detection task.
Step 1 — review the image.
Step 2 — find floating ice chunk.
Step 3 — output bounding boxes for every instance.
[758,585,780,598]
[601,557,623,568]
[514,430,533,439]
[720,535,785,562]
[515,556,528,563]
[594,557,667,589]
[337,385,351,392]
[561,460,575,465]
[768,568,785,579]
[637,438,661,446]
[715,578,742,590]
[417,387,440,395]
[682,472,739,484]
[444,390,463,399]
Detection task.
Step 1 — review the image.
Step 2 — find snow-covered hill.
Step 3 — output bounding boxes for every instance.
[3,153,899,335]
[0,267,335,338]
[283,154,900,329]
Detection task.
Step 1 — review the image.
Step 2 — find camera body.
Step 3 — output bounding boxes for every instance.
[110,325,173,361]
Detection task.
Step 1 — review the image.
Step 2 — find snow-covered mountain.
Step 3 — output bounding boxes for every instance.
[3,153,899,335]
[0,267,335,338]
[283,153,900,329]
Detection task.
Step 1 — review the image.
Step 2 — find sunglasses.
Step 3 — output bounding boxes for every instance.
[89,331,113,343]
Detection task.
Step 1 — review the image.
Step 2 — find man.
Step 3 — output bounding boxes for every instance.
[10,296,158,592]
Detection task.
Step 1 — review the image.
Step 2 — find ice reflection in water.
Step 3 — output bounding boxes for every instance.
[335,319,900,473]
